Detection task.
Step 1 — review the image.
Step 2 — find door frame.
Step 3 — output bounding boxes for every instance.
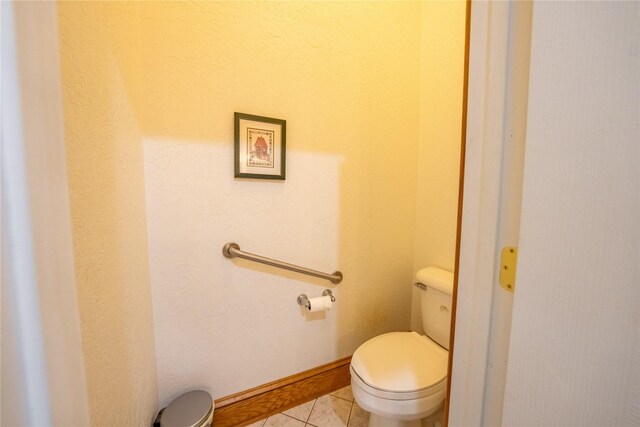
[445,1,521,425]
[1,1,90,425]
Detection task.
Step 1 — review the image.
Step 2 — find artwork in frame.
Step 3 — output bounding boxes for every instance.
[234,112,286,180]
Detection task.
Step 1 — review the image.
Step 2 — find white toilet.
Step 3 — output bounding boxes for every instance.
[350,267,454,427]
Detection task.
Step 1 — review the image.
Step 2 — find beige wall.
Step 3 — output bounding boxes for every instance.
[56,0,466,420]
[412,1,466,333]
[57,2,158,425]
[140,1,422,404]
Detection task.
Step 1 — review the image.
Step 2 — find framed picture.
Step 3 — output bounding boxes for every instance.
[234,112,286,180]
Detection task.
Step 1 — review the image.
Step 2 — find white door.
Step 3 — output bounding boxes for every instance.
[449,1,639,426]
[501,2,639,426]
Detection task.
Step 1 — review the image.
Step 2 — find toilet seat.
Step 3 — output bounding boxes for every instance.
[351,365,446,401]
[350,332,448,398]
[350,332,449,422]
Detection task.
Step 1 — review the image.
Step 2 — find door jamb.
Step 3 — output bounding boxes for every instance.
[444,1,515,425]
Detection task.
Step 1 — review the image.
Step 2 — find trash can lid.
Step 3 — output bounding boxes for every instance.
[161,390,214,427]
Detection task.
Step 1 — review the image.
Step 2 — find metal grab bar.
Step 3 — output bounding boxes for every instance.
[222,242,343,284]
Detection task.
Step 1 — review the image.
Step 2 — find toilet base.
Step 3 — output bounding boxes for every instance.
[369,413,421,427]
[366,402,444,427]
[420,403,444,427]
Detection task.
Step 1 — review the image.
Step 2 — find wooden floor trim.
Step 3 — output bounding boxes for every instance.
[212,356,352,427]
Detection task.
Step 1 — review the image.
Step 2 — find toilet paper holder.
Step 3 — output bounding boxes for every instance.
[297,289,335,309]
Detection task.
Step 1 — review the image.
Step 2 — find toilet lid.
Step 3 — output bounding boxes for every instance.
[351,332,448,393]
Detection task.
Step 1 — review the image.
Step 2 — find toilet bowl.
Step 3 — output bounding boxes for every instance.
[350,267,453,427]
[351,332,448,426]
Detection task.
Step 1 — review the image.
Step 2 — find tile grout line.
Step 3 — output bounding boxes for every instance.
[328,392,355,427]
[346,400,354,427]
[330,387,356,427]
[305,398,318,424]
[265,387,357,427]
[281,413,304,425]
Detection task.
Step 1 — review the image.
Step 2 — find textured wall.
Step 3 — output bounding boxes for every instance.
[140,1,421,404]
[411,1,466,333]
[56,0,465,416]
[502,2,640,425]
[57,2,158,425]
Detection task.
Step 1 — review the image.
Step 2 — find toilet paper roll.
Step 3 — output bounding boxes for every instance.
[307,295,333,312]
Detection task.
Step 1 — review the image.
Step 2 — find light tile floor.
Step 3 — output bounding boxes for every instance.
[246,385,370,427]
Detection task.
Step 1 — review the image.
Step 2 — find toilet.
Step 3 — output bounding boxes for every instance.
[350,267,453,427]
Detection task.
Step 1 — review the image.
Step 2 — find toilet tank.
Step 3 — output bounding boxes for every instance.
[416,267,454,350]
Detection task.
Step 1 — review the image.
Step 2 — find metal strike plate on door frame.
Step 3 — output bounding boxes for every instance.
[500,246,518,293]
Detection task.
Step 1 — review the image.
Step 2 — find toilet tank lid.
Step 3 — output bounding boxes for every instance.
[416,267,454,295]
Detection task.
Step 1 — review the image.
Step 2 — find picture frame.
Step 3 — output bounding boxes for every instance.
[234,112,286,180]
